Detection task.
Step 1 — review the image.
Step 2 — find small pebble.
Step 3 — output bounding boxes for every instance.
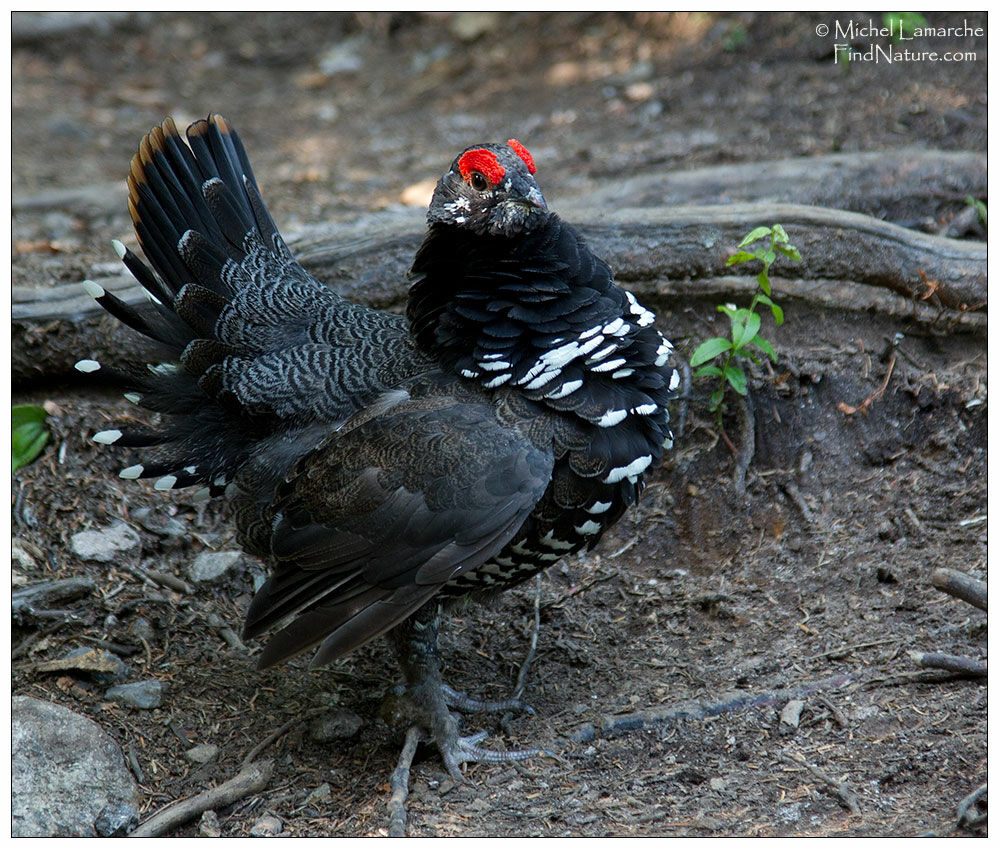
[199,810,221,838]
[780,698,805,729]
[308,710,363,742]
[305,783,331,805]
[71,521,140,563]
[188,550,242,583]
[184,743,219,764]
[249,814,282,837]
[105,680,163,710]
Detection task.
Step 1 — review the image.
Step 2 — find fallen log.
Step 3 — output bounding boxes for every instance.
[12,203,985,385]
[579,149,987,228]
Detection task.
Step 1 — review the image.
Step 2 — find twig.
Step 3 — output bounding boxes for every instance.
[956,783,987,830]
[240,707,328,769]
[803,637,897,663]
[673,359,692,440]
[732,391,755,497]
[12,577,95,625]
[129,759,273,837]
[387,726,424,838]
[123,565,191,595]
[931,568,987,611]
[907,651,986,678]
[513,575,542,702]
[127,741,145,783]
[815,695,848,729]
[207,613,248,652]
[837,354,895,416]
[781,479,815,525]
[780,751,861,816]
[542,570,617,610]
[570,673,857,743]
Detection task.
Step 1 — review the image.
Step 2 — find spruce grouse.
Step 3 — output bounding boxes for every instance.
[79,115,680,776]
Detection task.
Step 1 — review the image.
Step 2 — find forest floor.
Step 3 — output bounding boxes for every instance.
[11,11,987,837]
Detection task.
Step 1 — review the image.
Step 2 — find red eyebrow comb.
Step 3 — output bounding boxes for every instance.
[457,148,506,186]
[507,139,536,174]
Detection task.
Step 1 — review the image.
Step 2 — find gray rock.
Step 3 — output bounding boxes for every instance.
[94,801,140,836]
[184,743,219,764]
[12,696,139,836]
[308,710,363,742]
[71,520,140,563]
[199,809,222,837]
[780,698,805,730]
[188,550,242,583]
[250,814,283,836]
[105,679,163,710]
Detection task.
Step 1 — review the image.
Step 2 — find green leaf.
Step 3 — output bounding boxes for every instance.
[776,243,802,262]
[756,270,771,296]
[771,223,789,244]
[723,364,748,395]
[965,195,987,228]
[708,386,726,411]
[749,334,778,361]
[758,294,784,325]
[738,226,772,248]
[725,250,756,267]
[731,311,761,351]
[694,364,724,378]
[762,249,776,267]
[690,336,732,366]
[12,405,50,472]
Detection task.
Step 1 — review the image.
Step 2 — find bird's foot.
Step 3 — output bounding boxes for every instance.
[441,683,536,716]
[381,681,544,783]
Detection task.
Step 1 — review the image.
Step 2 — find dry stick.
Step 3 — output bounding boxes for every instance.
[837,354,895,416]
[121,564,191,595]
[673,360,693,441]
[387,726,424,838]
[571,673,857,743]
[514,575,543,702]
[129,759,273,838]
[732,390,755,497]
[907,651,986,678]
[240,707,328,770]
[780,751,861,816]
[931,567,987,611]
[781,479,815,525]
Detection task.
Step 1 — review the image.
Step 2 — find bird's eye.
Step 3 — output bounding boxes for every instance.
[469,171,489,192]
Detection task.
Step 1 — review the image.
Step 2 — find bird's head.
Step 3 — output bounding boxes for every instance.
[428,140,548,237]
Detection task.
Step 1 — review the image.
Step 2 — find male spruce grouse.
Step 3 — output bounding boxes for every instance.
[79,114,680,776]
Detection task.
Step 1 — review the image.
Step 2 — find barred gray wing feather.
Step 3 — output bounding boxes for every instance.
[240,376,556,667]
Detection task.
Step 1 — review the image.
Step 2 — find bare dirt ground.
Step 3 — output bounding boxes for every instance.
[12,12,987,837]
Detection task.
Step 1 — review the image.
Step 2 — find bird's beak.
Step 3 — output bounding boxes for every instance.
[525,186,547,211]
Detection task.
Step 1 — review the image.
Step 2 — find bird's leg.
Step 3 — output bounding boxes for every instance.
[389,603,542,782]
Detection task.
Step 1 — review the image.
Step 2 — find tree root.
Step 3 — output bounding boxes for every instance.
[129,759,273,838]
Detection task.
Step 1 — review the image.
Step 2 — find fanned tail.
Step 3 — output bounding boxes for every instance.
[77,115,311,496]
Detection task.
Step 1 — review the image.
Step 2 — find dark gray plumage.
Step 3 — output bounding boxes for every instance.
[81,115,679,776]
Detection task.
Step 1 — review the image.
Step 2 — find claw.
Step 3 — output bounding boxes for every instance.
[442,683,536,716]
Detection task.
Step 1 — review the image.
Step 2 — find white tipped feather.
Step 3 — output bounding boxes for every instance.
[92,429,123,445]
[75,359,101,373]
[82,280,106,299]
[119,464,144,479]
[111,239,127,259]
[154,475,177,491]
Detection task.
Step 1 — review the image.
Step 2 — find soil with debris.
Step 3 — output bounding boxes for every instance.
[12,12,986,837]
